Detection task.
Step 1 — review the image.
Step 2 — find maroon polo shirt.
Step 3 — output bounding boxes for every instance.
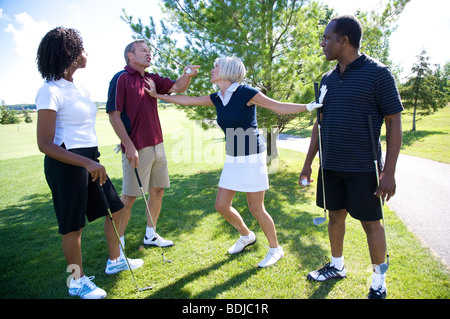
[106,65,175,151]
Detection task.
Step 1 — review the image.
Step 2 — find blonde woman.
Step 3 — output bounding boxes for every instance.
[145,57,323,267]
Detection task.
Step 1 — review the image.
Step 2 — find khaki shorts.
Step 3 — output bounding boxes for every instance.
[122,143,170,196]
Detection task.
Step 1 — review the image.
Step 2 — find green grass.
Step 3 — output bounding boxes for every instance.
[0,107,449,299]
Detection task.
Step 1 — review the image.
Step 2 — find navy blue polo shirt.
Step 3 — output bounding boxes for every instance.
[319,54,403,172]
[210,84,266,157]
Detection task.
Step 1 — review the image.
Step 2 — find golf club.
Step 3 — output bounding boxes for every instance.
[134,168,173,263]
[366,115,390,274]
[313,82,327,226]
[97,183,152,292]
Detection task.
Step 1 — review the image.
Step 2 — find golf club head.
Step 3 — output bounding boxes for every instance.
[163,257,173,263]
[138,286,153,292]
[313,217,326,226]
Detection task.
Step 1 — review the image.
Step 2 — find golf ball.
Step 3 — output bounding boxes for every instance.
[301,179,309,186]
[185,68,192,74]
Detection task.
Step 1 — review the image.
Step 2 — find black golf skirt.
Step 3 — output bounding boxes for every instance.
[44,146,124,235]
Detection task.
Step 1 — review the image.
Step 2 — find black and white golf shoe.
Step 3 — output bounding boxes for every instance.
[143,233,174,247]
[366,287,387,299]
[307,258,347,281]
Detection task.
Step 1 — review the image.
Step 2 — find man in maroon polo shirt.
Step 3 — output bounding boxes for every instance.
[106,40,199,250]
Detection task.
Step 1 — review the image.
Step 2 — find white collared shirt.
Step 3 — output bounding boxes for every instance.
[217,82,239,106]
[35,78,98,150]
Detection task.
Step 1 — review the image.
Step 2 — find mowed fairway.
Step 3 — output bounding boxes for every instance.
[0,107,449,300]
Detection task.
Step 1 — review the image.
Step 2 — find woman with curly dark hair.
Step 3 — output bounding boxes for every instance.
[35,27,143,299]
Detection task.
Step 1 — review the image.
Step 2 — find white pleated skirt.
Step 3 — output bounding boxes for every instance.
[218,151,269,192]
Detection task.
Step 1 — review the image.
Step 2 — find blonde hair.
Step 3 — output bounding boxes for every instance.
[214,57,246,83]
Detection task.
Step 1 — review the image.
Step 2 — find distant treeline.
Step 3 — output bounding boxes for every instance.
[6,102,107,110]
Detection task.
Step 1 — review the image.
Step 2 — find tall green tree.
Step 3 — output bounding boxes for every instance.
[400,49,448,131]
[123,0,409,158]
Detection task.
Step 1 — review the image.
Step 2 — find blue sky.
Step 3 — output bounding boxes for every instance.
[0,0,449,104]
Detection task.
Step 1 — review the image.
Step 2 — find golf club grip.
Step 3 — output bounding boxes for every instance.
[314,82,321,125]
[314,82,320,103]
[97,182,110,209]
[134,168,143,188]
[366,115,378,161]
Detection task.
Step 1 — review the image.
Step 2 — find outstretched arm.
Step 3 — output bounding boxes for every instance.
[144,78,213,106]
[168,65,201,94]
[248,92,309,114]
[248,87,326,114]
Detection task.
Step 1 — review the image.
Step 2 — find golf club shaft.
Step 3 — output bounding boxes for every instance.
[134,168,171,262]
[366,115,390,266]
[314,82,327,221]
[97,183,151,291]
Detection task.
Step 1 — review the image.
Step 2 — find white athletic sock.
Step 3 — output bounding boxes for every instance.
[331,256,344,270]
[119,236,125,248]
[372,271,386,290]
[146,227,155,238]
[109,256,120,263]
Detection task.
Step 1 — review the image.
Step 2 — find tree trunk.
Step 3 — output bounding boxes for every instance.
[412,96,418,131]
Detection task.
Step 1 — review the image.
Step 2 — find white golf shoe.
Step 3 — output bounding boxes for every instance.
[258,246,284,268]
[68,275,107,299]
[143,233,174,247]
[105,253,144,275]
[228,231,257,254]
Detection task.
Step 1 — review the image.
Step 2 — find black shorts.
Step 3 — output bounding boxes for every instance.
[44,146,124,235]
[316,168,382,221]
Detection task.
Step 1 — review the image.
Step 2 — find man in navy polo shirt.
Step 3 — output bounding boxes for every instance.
[107,40,199,251]
[299,15,403,299]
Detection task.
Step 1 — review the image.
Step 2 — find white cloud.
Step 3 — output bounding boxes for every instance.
[0,8,10,20]
[4,12,53,60]
[1,12,53,104]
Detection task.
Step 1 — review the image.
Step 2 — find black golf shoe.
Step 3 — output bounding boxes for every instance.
[366,287,387,299]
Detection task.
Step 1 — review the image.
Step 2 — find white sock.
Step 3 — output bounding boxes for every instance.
[372,271,386,290]
[119,236,125,250]
[146,227,155,238]
[331,256,344,270]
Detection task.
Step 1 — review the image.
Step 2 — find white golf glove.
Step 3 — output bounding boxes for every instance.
[113,143,121,154]
[306,85,327,112]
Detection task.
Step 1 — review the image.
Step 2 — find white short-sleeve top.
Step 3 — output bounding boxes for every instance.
[35,78,98,150]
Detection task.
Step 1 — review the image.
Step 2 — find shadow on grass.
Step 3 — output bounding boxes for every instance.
[401,130,447,148]
[0,162,333,299]
[130,166,332,299]
[148,256,260,299]
[380,129,446,148]
[0,192,67,298]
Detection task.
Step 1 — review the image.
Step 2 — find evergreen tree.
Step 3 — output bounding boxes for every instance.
[400,49,448,131]
[123,0,409,158]
[1,100,20,125]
